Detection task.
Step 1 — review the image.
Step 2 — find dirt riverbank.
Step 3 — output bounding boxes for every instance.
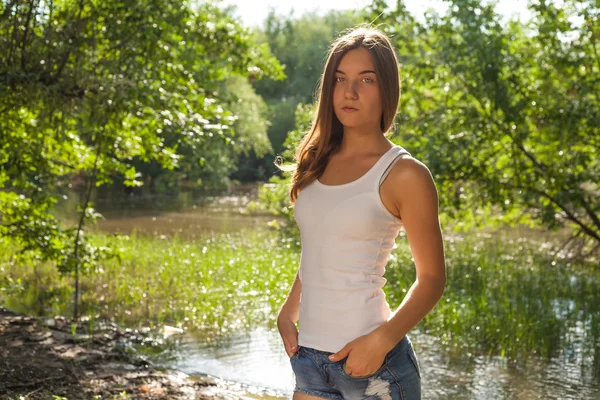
[0,307,220,399]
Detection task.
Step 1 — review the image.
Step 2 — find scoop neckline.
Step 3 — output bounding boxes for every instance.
[315,145,398,189]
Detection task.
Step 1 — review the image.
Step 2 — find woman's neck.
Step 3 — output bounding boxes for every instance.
[337,126,389,155]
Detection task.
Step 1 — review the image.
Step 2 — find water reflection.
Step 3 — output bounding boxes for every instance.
[162,328,600,399]
[169,328,294,397]
[56,186,277,239]
[50,188,600,398]
[94,208,274,239]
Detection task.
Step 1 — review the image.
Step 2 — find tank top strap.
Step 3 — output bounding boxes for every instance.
[372,146,411,189]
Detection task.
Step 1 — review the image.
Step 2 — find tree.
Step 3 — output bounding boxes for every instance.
[0,0,283,317]
[255,0,599,258]
[369,0,599,256]
[253,9,362,154]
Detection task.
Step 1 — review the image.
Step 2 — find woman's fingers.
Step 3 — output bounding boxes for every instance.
[278,316,299,357]
[282,335,298,358]
[283,336,299,357]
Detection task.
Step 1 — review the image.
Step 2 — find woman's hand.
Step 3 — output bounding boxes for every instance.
[277,313,299,358]
[328,331,397,377]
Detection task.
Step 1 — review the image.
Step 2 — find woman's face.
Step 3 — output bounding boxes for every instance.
[332,46,383,132]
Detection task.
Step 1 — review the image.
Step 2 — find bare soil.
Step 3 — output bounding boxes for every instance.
[0,307,217,399]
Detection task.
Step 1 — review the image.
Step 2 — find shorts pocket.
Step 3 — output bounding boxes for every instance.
[338,358,387,380]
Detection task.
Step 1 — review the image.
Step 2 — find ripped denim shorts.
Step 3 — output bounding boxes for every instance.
[290,335,421,400]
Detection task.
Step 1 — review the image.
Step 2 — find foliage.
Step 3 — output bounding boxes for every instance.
[251,9,362,157]
[220,75,273,158]
[281,103,317,161]
[365,0,600,253]
[254,9,362,105]
[0,0,283,315]
[251,0,600,257]
[218,74,273,184]
[230,9,362,184]
[1,227,598,366]
[247,103,316,230]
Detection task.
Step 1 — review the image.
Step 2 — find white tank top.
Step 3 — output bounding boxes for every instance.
[293,145,411,353]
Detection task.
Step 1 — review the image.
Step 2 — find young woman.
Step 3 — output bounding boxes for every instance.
[277,25,446,400]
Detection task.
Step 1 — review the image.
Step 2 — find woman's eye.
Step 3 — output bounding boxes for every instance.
[335,76,373,83]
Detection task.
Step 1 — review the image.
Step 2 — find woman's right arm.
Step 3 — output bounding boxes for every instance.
[280,270,301,322]
[277,270,302,357]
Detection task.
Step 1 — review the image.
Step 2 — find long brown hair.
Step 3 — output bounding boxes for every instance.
[280,25,401,204]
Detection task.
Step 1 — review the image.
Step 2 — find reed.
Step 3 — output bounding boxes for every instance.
[1,228,598,362]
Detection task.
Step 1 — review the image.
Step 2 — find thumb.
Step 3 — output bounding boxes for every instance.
[328,344,351,361]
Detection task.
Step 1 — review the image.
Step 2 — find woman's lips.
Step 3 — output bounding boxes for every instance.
[342,107,359,112]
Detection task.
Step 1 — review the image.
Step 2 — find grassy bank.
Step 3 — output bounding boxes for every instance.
[1,227,598,365]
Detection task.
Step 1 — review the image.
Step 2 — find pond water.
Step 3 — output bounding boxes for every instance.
[161,327,599,400]
[59,187,600,399]
[58,185,276,238]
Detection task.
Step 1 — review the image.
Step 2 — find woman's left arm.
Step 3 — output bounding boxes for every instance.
[373,156,447,350]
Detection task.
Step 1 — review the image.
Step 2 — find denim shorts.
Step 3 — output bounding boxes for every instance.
[290,335,421,400]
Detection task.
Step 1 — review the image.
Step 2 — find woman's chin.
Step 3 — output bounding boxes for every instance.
[336,115,361,127]
[338,119,370,130]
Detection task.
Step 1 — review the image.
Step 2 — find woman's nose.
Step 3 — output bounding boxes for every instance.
[344,81,358,99]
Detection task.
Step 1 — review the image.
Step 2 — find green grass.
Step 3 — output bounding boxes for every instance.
[407,232,600,360]
[0,229,299,337]
[1,227,599,363]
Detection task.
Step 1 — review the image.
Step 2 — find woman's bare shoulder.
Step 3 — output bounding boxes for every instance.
[391,155,434,183]
[386,155,438,206]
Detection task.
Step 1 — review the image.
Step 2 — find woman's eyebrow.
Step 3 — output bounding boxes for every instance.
[335,69,376,75]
